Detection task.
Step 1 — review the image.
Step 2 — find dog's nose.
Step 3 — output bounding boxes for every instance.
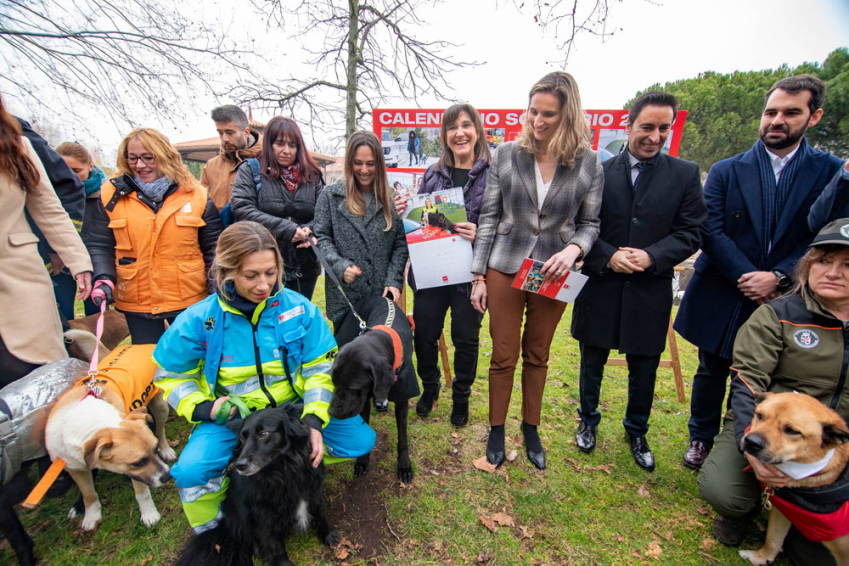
[373,399,389,412]
[743,434,765,454]
[235,462,248,472]
[160,471,172,484]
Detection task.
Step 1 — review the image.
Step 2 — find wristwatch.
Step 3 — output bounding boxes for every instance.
[771,270,792,293]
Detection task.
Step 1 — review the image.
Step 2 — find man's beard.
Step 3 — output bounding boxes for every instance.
[760,123,807,151]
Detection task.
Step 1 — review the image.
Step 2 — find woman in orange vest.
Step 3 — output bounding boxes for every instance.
[82,128,223,344]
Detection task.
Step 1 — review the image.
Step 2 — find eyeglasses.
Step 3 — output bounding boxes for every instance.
[126,154,156,166]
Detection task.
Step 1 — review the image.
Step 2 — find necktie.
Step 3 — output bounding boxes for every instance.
[632,161,645,191]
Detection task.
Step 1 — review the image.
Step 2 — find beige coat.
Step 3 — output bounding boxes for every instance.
[0,137,92,364]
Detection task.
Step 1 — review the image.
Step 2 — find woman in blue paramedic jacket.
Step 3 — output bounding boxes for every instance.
[153,221,375,533]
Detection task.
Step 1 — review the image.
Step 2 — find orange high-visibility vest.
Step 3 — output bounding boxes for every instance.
[100,181,209,314]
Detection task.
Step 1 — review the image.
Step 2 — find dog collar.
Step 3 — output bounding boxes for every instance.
[371,324,403,377]
[776,449,836,480]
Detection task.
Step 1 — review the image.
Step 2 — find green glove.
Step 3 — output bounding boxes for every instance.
[215,396,252,425]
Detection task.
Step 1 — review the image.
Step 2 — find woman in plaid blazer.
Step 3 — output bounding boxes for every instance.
[470,72,604,470]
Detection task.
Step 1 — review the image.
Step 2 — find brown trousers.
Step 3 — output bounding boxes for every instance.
[486,269,567,426]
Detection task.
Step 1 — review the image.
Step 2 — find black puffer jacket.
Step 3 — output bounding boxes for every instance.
[230,162,323,281]
[82,174,223,296]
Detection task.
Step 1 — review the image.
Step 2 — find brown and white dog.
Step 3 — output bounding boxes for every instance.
[45,344,175,531]
[739,392,849,566]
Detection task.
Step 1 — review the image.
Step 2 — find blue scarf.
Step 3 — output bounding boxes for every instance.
[755,138,808,262]
[133,175,172,203]
[83,164,106,197]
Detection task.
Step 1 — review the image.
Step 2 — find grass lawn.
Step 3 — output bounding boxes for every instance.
[0,279,788,565]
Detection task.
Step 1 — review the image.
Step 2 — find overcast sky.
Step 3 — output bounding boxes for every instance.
[10,0,849,158]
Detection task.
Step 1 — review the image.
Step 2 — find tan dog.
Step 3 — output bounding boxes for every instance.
[45,344,176,531]
[739,392,849,566]
[67,310,130,351]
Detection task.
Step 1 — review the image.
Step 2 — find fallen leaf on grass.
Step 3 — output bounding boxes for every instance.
[169,439,180,447]
[700,537,716,551]
[506,450,518,462]
[645,541,662,559]
[630,549,641,559]
[473,456,497,473]
[336,548,350,560]
[637,482,650,498]
[696,506,712,515]
[564,456,582,471]
[140,555,152,566]
[594,464,613,474]
[491,512,514,527]
[430,470,440,476]
[478,514,498,533]
[513,434,523,446]
[520,525,535,540]
[476,551,493,564]
[658,530,673,541]
[614,535,625,542]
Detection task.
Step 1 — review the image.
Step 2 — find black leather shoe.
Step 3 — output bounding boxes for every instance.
[575,422,597,453]
[415,383,440,417]
[683,440,709,469]
[626,433,655,472]
[450,402,468,427]
[486,448,505,468]
[526,447,546,470]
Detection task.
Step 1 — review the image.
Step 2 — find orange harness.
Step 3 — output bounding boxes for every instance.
[73,344,160,413]
[372,325,403,377]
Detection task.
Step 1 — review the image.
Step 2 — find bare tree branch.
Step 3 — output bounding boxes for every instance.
[0,0,255,127]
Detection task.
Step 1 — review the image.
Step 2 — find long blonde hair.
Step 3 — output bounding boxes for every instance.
[116,128,201,190]
[212,222,284,300]
[343,131,394,231]
[518,71,590,168]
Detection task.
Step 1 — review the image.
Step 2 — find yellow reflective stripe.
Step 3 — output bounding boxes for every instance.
[154,366,201,383]
[71,219,83,231]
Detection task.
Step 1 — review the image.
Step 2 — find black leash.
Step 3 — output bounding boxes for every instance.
[307,237,368,332]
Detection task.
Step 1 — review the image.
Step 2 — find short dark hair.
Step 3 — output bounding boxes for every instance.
[211,105,248,129]
[628,91,679,126]
[764,74,826,116]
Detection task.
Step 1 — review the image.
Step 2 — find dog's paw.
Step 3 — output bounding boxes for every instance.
[67,507,78,520]
[79,503,102,531]
[140,508,161,527]
[354,457,370,477]
[738,550,773,565]
[397,465,414,484]
[158,443,177,462]
[324,529,341,547]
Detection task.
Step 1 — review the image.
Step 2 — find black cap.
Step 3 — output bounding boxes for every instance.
[811,218,849,247]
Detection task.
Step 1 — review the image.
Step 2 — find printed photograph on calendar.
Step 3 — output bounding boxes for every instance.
[402,187,474,289]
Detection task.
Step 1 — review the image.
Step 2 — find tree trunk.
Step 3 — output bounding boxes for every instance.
[345,0,359,140]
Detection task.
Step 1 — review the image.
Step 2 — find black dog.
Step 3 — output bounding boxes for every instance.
[422,210,457,234]
[329,296,419,483]
[175,404,339,566]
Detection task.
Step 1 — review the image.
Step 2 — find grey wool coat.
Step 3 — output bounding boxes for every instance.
[313,181,409,327]
[472,142,604,275]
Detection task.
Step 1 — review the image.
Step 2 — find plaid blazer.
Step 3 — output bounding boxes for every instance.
[471,142,603,275]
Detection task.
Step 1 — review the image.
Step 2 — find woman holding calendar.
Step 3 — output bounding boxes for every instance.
[470,72,603,470]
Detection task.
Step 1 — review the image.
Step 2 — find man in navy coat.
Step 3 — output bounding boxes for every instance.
[571,92,706,471]
[674,75,844,481]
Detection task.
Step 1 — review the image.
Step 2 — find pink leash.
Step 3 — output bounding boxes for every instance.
[86,280,115,386]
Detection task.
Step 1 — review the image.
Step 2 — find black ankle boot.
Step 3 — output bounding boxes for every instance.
[486,425,505,467]
[416,383,440,417]
[450,401,469,427]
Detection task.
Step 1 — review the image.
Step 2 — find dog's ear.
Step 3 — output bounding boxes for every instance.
[371,359,395,402]
[753,392,773,405]
[82,430,113,470]
[127,407,154,425]
[823,421,849,446]
[226,417,244,433]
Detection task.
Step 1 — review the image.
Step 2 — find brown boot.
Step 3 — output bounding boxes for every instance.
[711,508,759,547]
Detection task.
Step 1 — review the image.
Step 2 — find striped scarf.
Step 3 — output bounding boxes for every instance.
[755,138,808,260]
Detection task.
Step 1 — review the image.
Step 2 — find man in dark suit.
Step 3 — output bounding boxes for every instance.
[674,76,844,488]
[571,92,707,472]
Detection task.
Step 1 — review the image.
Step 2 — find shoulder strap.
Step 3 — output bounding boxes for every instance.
[247,158,262,193]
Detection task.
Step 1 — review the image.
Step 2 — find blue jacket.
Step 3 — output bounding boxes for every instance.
[153,288,337,425]
[674,140,844,357]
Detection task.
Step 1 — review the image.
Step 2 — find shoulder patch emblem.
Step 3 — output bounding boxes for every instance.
[793,329,819,349]
[204,317,215,332]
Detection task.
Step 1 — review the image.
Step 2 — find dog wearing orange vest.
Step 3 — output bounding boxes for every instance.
[739,392,849,566]
[328,295,419,483]
[45,344,175,531]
